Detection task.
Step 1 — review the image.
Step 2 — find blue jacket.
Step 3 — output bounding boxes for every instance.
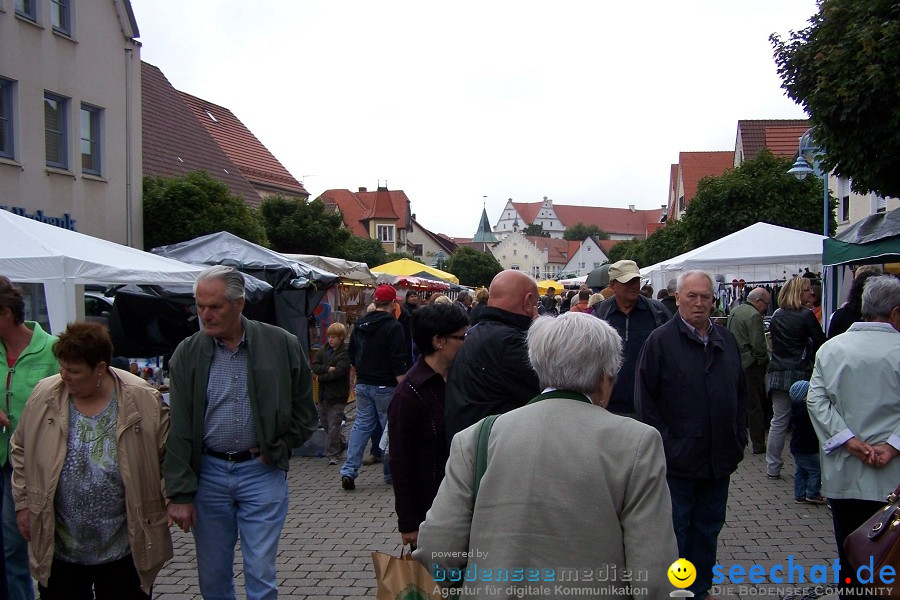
[636,316,748,479]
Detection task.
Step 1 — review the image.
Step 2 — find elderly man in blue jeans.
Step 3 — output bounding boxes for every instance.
[340,285,409,490]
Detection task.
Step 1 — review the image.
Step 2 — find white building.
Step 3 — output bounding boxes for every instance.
[0,0,142,246]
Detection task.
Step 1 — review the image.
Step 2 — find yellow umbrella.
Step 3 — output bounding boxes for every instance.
[536,279,561,295]
[372,258,460,285]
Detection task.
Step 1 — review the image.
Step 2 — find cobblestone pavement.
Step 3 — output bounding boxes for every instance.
[151,446,840,599]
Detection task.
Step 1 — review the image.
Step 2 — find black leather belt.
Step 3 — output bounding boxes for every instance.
[202,448,260,463]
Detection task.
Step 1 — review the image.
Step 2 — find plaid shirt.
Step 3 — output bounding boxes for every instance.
[202,336,258,452]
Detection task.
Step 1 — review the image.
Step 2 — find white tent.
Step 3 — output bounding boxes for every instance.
[280,253,376,285]
[640,222,825,292]
[0,210,204,333]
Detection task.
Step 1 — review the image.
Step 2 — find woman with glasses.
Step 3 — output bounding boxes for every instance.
[765,276,826,479]
[387,303,469,549]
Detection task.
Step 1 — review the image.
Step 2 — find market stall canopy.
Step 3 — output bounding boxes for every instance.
[823,207,900,266]
[108,275,274,358]
[640,222,825,292]
[536,279,562,294]
[281,253,376,285]
[152,231,340,355]
[0,210,204,333]
[373,272,451,292]
[372,258,460,284]
[152,231,339,290]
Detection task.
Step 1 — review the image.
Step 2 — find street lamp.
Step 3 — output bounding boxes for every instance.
[788,128,830,237]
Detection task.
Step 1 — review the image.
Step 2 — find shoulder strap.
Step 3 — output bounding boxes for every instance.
[473,415,498,500]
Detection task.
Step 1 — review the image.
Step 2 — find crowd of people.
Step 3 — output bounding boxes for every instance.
[0,259,897,599]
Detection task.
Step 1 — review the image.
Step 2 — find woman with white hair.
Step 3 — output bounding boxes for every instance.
[414,312,678,599]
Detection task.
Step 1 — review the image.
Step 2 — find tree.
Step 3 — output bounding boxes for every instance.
[641,220,691,267]
[681,149,835,248]
[143,171,267,250]
[446,247,503,288]
[606,239,645,266]
[522,223,551,237]
[771,0,900,198]
[344,236,388,267]
[259,195,350,256]
[386,252,420,264]
[563,222,611,241]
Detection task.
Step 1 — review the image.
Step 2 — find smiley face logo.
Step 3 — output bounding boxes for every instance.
[668,558,696,589]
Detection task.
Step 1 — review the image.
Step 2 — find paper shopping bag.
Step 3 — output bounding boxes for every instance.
[371,551,443,600]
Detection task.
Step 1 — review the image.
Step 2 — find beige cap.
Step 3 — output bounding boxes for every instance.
[608,260,641,283]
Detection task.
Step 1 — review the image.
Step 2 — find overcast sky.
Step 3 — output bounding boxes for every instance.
[131,1,816,238]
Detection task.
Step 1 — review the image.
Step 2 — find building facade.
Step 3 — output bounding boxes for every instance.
[1,0,143,246]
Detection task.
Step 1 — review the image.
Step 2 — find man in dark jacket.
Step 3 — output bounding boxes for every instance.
[444,270,541,447]
[636,270,747,600]
[340,285,408,490]
[594,260,671,417]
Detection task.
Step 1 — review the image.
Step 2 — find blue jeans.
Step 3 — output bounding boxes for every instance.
[667,474,730,599]
[3,461,29,599]
[193,455,289,600]
[793,453,821,500]
[340,384,394,481]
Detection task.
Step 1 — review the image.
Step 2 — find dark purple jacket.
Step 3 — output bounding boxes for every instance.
[388,359,448,533]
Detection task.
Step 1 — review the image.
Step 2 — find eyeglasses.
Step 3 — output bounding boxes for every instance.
[446,334,466,341]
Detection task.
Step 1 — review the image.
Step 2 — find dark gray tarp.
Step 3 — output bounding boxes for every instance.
[108,275,274,358]
[823,207,900,266]
[151,232,339,356]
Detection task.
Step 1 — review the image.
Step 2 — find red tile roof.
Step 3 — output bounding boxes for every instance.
[508,201,662,238]
[679,151,735,205]
[526,236,572,263]
[736,119,810,162]
[178,92,307,198]
[365,186,400,220]
[552,205,662,238]
[598,239,619,255]
[764,126,812,158]
[318,187,411,238]
[141,62,261,207]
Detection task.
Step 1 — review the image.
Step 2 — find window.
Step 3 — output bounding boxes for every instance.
[376,225,394,243]
[593,262,601,269]
[587,245,591,252]
[838,177,850,222]
[0,78,12,159]
[51,0,70,34]
[413,244,423,257]
[678,195,685,212]
[80,104,101,175]
[15,0,37,21]
[511,265,520,271]
[44,92,68,168]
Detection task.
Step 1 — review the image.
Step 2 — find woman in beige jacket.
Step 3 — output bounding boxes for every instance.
[10,322,172,599]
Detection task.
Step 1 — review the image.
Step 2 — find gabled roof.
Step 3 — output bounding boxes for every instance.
[507,201,661,237]
[526,235,572,264]
[764,126,812,159]
[411,218,458,255]
[318,187,410,238]
[141,62,261,207]
[178,92,307,197]
[510,202,543,224]
[679,151,735,204]
[552,205,662,237]
[737,119,810,161]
